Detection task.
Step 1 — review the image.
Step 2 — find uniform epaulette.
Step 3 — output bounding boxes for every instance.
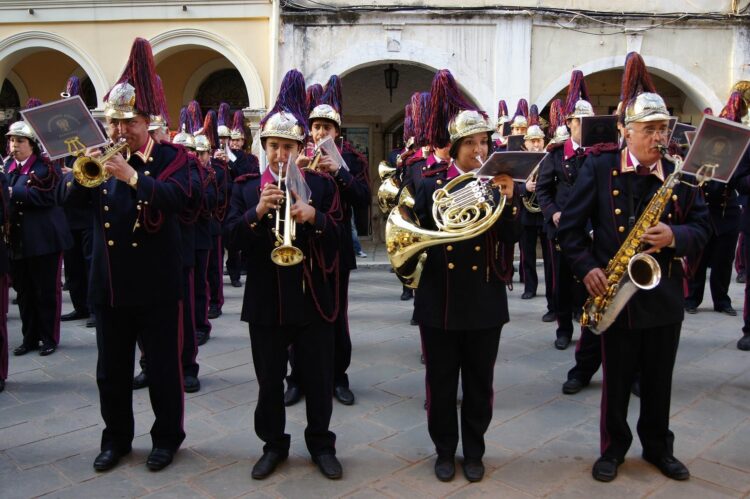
[588,142,620,156]
[247,153,260,171]
[235,172,260,183]
[546,142,565,153]
[422,164,449,177]
[404,152,422,167]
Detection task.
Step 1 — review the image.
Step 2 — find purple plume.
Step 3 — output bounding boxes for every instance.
[178,106,188,131]
[564,70,591,116]
[402,104,414,143]
[497,99,508,118]
[427,69,482,148]
[65,76,81,97]
[620,52,656,110]
[259,69,308,134]
[154,75,170,127]
[321,75,343,115]
[24,98,42,109]
[305,84,324,115]
[203,109,219,149]
[218,102,231,127]
[513,99,529,120]
[104,37,161,117]
[186,100,203,135]
[720,92,746,123]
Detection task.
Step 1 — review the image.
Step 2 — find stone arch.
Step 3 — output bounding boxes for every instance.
[150,28,265,110]
[182,58,234,104]
[0,31,108,105]
[5,70,28,105]
[534,55,722,114]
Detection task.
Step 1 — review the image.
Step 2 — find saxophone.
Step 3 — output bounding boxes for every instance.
[580,145,682,334]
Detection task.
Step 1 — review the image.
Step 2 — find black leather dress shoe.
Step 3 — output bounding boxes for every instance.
[313,454,342,479]
[39,343,56,356]
[737,272,746,283]
[146,448,174,471]
[462,458,484,482]
[434,455,455,482]
[251,451,287,479]
[284,383,302,406]
[207,306,221,319]
[631,379,641,398]
[521,291,536,299]
[85,316,97,328]
[715,306,737,316]
[60,310,90,321]
[400,289,414,301]
[685,306,698,314]
[93,448,130,472]
[184,375,201,393]
[334,385,355,405]
[738,333,750,351]
[410,319,418,326]
[0,379,5,393]
[554,336,571,350]
[133,371,148,390]
[562,378,588,395]
[196,331,210,346]
[592,456,621,482]
[643,454,690,480]
[13,344,37,356]
[542,311,557,323]
[231,279,243,288]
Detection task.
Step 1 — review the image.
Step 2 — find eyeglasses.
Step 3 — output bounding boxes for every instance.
[633,126,669,138]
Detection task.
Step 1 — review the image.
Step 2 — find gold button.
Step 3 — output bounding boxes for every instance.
[475,245,481,252]
[618,226,625,233]
[672,195,678,201]
[102,189,108,194]
[471,265,478,271]
[145,170,151,175]
[668,213,672,219]
[18,211,23,215]
[437,180,443,185]
[131,242,138,248]
[448,263,455,269]
[446,245,453,251]
[104,222,111,228]
[66,181,72,188]
[267,213,272,219]
[613,189,620,197]
[26,180,30,184]
[135,222,141,228]
[107,240,114,246]
[137,205,142,211]
[103,206,109,211]
[615,208,622,215]
[612,170,618,176]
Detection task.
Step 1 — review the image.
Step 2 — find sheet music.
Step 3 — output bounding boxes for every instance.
[317,136,349,171]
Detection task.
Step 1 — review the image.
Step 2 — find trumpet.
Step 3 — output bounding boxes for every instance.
[309,147,323,171]
[521,163,541,213]
[271,161,304,266]
[72,139,129,188]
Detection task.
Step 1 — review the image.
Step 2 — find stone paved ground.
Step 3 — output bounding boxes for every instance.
[1,248,749,498]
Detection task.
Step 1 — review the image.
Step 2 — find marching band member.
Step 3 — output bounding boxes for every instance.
[416,69,520,482]
[226,69,344,480]
[0,151,8,391]
[493,99,510,150]
[63,38,190,472]
[557,53,710,482]
[510,99,529,138]
[536,70,593,350]
[284,75,371,407]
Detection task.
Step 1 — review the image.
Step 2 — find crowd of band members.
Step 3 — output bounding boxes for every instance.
[0,37,748,486]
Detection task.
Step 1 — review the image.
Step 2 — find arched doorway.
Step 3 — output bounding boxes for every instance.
[195,68,249,117]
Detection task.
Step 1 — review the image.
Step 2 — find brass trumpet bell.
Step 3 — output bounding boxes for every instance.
[271,244,304,266]
[72,140,129,188]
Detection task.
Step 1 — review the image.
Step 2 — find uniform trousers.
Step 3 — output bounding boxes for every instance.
[420,325,501,459]
[63,227,92,314]
[742,236,750,332]
[600,323,680,461]
[95,301,185,453]
[194,249,211,337]
[182,267,199,378]
[0,274,8,381]
[686,229,738,310]
[553,247,576,339]
[225,245,242,282]
[735,232,746,275]
[520,225,554,311]
[12,252,62,348]
[567,327,602,382]
[250,321,336,457]
[207,235,224,310]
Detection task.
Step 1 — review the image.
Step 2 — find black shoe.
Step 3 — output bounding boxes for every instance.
[62,281,69,291]
[737,272,746,283]
[334,385,355,405]
[631,379,641,398]
[146,448,174,471]
[133,371,148,390]
[251,451,287,479]
[313,454,342,479]
[434,455,455,482]
[13,344,37,356]
[420,354,424,365]
[685,306,697,314]
[196,331,210,346]
[93,448,130,472]
[231,279,242,288]
[542,311,557,323]
[0,379,5,393]
[410,319,418,326]
[643,454,690,480]
[462,458,484,482]
[284,383,302,406]
[207,306,221,319]
[521,291,535,299]
[554,336,571,350]
[39,343,56,356]
[60,310,90,321]
[738,333,750,351]
[562,378,588,395]
[714,306,737,316]
[400,290,414,301]
[592,456,621,482]
[85,316,96,328]
[184,376,201,393]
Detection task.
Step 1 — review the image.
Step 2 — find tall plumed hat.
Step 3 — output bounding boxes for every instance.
[621,52,669,125]
[104,37,163,119]
[63,76,80,98]
[412,91,431,148]
[199,109,219,149]
[719,91,749,125]
[259,69,308,144]
[497,99,510,127]
[565,70,594,120]
[402,103,414,144]
[524,104,545,141]
[511,99,529,129]
[703,107,714,116]
[24,98,42,110]
[548,98,570,144]
[173,105,195,149]
[427,69,491,148]
[230,110,246,140]
[309,75,342,127]
[306,83,324,116]
[148,75,170,131]
[730,80,750,106]
[185,101,204,136]
[217,102,231,138]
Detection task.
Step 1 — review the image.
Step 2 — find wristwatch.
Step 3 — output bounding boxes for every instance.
[128,171,139,188]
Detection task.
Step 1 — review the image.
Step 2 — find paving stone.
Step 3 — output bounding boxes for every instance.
[140,482,213,498]
[190,459,278,498]
[50,469,148,499]
[689,458,750,494]
[701,423,750,473]
[126,448,215,491]
[0,464,71,499]
[648,476,743,499]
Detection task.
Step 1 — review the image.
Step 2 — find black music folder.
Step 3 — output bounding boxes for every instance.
[476,151,546,182]
[580,115,619,148]
[681,115,750,183]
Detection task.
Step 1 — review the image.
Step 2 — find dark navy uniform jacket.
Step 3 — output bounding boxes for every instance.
[557,146,711,330]
[178,154,203,268]
[194,157,217,252]
[209,158,228,237]
[8,155,72,259]
[59,156,93,231]
[63,138,190,307]
[518,182,544,227]
[228,150,258,181]
[335,147,371,271]
[0,171,9,275]
[226,167,343,327]
[413,163,522,331]
[701,179,741,237]
[536,140,588,240]
[726,148,750,234]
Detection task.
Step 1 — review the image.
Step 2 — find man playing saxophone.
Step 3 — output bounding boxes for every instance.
[557,53,710,483]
